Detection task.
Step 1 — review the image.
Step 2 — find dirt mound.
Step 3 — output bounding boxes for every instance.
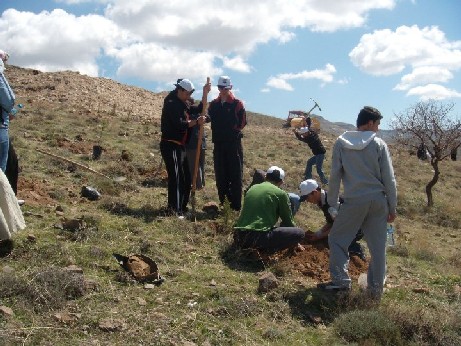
[280,238,368,282]
[18,177,55,206]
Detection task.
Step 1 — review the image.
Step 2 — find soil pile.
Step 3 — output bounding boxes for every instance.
[281,238,368,282]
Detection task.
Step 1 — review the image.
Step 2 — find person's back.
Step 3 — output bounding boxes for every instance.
[233,166,304,253]
[321,106,397,299]
[235,181,294,231]
[328,131,396,207]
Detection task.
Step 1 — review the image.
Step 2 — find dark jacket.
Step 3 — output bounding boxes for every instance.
[207,93,246,143]
[161,90,203,145]
[319,191,344,225]
[295,130,326,155]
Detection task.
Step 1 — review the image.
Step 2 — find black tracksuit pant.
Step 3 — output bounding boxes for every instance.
[5,139,18,195]
[213,140,243,211]
[160,141,191,214]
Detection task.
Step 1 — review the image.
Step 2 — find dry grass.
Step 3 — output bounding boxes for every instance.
[0,92,460,345]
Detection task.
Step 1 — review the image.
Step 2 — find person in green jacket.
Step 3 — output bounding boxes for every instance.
[233,166,305,253]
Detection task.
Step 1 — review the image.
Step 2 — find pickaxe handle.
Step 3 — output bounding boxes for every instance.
[192,77,210,192]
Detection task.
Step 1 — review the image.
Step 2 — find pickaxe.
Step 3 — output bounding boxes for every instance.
[306,98,322,116]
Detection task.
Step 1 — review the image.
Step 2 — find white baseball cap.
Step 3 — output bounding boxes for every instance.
[266,166,285,182]
[174,78,195,92]
[217,76,232,89]
[299,179,318,197]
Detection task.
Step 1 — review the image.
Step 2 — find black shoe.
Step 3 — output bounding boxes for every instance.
[0,239,14,257]
[317,281,351,292]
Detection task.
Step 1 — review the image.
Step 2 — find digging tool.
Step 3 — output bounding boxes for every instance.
[36,148,126,182]
[190,77,210,221]
[307,98,322,115]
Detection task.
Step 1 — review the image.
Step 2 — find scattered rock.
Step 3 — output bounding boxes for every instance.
[53,312,81,324]
[81,186,101,201]
[65,265,84,274]
[258,272,278,293]
[202,202,219,214]
[62,217,86,232]
[209,279,217,287]
[137,297,147,306]
[412,287,430,294]
[98,318,127,332]
[27,234,37,242]
[0,306,14,318]
[84,279,99,291]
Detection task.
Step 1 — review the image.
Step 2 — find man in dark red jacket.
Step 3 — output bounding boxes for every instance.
[160,79,210,216]
[206,76,247,211]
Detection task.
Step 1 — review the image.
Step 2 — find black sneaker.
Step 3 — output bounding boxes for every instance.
[317,281,351,292]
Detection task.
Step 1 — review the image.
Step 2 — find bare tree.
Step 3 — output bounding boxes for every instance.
[391,100,461,207]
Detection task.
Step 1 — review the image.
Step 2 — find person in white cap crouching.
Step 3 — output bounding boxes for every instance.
[297,179,365,260]
[233,166,305,253]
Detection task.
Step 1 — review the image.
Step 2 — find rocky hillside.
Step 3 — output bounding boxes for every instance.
[6,65,166,122]
[6,64,395,139]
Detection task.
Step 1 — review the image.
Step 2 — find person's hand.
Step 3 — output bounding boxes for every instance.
[388,213,396,223]
[203,82,211,95]
[197,115,206,125]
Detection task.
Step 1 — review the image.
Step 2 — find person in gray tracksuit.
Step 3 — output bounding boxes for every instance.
[318,106,397,299]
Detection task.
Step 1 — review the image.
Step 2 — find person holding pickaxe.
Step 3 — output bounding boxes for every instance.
[160,79,210,217]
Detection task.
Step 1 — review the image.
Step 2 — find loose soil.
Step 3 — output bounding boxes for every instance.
[283,238,368,281]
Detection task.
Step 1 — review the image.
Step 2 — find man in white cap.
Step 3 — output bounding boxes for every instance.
[233,166,305,253]
[160,78,211,216]
[206,76,246,211]
[297,179,365,260]
[319,106,397,299]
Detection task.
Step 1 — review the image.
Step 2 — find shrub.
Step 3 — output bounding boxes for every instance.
[333,309,401,345]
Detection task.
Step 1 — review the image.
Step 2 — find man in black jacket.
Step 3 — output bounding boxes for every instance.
[293,127,328,185]
[160,79,210,216]
[206,76,246,211]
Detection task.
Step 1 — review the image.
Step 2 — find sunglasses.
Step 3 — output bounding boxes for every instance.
[179,87,194,94]
[217,85,228,90]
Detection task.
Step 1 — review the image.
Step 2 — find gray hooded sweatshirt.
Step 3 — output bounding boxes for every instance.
[327,131,397,214]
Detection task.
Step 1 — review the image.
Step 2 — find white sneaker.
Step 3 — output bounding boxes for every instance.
[17,199,25,206]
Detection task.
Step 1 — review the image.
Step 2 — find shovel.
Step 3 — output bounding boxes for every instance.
[190,77,210,221]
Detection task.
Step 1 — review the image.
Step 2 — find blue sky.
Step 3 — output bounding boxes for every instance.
[1,0,460,129]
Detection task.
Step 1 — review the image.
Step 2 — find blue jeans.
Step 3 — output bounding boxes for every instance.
[0,127,9,172]
[305,153,328,184]
[288,193,300,216]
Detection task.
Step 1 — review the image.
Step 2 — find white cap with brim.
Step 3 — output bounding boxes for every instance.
[174,79,195,92]
[266,165,285,182]
[217,76,232,89]
[299,179,318,197]
[298,127,309,134]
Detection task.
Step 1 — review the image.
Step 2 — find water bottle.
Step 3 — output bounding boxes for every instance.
[386,224,395,247]
[9,103,23,116]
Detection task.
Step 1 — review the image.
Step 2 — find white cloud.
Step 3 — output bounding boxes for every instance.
[267,77,293,91]
[350,25,461,100]
[406,84,461,100]
[1,1,397,83]
[222,56,251,73]
[265,64,337,90]
[394,66,453,91]
[260,88,270,93]
[350,25,461,76]
[113,43,222,83]
[0,8,133,76]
